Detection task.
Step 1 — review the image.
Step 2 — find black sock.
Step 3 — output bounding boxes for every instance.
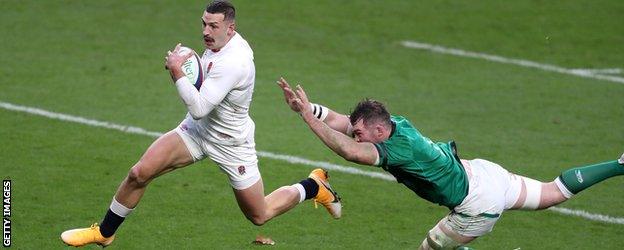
[99,209,125,238]
[299,178,319,200]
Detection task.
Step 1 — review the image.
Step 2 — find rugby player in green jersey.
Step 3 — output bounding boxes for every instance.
[277,77,624,250]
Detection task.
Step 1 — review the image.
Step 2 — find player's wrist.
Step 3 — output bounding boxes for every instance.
[309,103,329,122]
[300,108,315,122]
[174,76,188,86]
[169,67,186,82]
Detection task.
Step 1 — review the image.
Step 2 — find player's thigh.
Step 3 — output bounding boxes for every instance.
[232,178,266,217]
[206,140,262,190]
[134,130,194,178]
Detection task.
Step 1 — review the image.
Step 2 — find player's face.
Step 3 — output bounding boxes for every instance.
[352,119,385,144]
[201,11,235,50]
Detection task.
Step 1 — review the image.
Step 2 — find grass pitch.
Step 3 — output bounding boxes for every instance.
[1,0,623,249]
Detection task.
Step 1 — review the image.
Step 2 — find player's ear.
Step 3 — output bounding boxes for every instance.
[375,124,385,138]
[227,21,236,35]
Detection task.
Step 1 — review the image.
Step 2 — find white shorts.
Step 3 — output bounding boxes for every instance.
[174,122,260,190]
[441,159,521,237]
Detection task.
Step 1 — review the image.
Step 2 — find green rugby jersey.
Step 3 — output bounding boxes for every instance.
[373,116,469,209]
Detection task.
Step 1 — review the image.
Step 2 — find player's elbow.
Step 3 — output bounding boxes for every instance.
[344,154,366,165]
[187,100,215,119]
[341,148,374,165]
[188,108,209,120]
[189,111,205,120]
[341,148,360,163]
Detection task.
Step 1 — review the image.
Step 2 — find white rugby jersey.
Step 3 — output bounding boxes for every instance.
[175,33,255,146]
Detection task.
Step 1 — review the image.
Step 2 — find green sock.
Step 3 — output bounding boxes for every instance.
[559,160,624,195]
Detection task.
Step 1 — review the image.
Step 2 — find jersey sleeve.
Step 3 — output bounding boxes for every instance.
[175,58,246,119]
[373,136,413,167]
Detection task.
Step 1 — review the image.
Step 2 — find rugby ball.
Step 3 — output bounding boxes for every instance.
[178,46,204,90]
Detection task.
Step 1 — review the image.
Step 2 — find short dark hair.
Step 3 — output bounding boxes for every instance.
[349,99,392,127]
[206,1,235,21]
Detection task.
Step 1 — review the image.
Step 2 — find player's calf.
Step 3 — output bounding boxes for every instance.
[556,156,624,199]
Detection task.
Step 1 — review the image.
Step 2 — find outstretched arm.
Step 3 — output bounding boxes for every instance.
[286,83,378,166]
[277,77,352,135]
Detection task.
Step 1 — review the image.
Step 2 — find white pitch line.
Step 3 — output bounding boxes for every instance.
[2,101,623,225]
[548,207,624,225]
[400,40,624,84]
[570,68,622,75]
[0,102,163,138]
[256,151,396,181]
[0,101,395,182]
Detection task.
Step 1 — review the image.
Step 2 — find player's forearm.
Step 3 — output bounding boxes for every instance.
[311,103,351,135]
[324,110,352,135]
[175,77,215,119]
[302,112,359,162]
[169,67,186,82]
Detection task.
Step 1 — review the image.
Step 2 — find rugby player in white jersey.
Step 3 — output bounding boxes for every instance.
[60,1,341,247]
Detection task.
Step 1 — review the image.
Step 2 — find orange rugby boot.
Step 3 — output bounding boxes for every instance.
[61,223,115,247]
[308,168,342,219]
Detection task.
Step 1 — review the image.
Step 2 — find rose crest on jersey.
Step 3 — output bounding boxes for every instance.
[207,62,213,74]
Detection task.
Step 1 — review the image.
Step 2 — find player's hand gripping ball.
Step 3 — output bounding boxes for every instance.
[178,46,204,90]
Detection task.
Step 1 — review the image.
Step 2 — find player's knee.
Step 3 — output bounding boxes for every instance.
[419,238,432,250]
[540,180,569,208]
[241,207,268,226]
[425,226,463,250]
[127,163,153,187]
[247,214,268,226]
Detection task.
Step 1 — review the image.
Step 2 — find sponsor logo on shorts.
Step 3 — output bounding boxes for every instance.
[238,166,246,175]
[180,124,188,131]
[575,170,584,183]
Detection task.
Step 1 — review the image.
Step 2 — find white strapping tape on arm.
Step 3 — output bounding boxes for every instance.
[310,103,329,121]
[520,176,542,210]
